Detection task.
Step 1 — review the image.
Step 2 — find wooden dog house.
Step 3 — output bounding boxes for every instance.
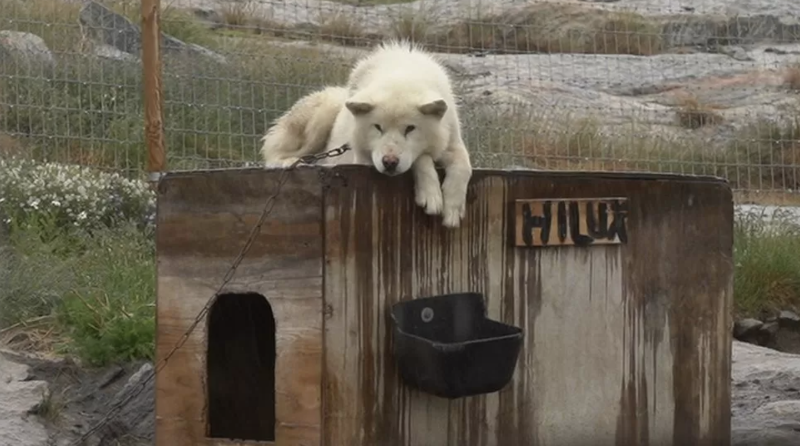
[155,165,733,446]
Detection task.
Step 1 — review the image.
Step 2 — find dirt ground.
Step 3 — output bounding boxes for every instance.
[2,349,153,446]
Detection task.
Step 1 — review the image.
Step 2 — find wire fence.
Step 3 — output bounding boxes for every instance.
[1,0,800,202]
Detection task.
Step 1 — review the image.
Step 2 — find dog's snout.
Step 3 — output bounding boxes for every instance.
[382,154,399,172]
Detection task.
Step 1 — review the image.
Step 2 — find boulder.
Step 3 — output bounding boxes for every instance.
[0,31,54,75]
[732,341,800,445]
[78,0,226,64]
[0,353,49,446]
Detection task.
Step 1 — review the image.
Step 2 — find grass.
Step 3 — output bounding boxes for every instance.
[734,207,800,318]
[387,4,438,42]
[456,97,800,194]
[785,65,800,91]
[0,215,156,367]
[425,4,663,56]
[31,387,67,424]
[729,116,800,191]
[218,1,259,28]
[317,10,368,46]
[675,97,724,130]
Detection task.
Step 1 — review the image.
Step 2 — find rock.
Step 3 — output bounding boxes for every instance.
[732,341,800,445]
[749,321,783,349]
[762,321,780,336]
[191,7,226,30]
[659,14,800,48]
[0,353,49,446]
[78,0,227,64]
[0,31,55,75]
[91,43,139,63]
[735,318,764,338]
[89,363,154,445]
[779,311,800,330]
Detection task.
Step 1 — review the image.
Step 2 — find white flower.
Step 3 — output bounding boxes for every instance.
[0,159,155,231]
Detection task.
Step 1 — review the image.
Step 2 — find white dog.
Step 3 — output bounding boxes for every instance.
[261,40,473,228]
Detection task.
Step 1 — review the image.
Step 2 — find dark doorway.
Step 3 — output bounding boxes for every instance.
[207,292,276,441]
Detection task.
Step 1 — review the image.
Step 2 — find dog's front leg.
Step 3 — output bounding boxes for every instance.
[412,154,444,216]
[438,140,473,228]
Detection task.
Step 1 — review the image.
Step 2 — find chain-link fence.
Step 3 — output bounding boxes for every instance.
[1,0,800,200]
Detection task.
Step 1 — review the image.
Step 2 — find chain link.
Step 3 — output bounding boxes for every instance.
[68,144,350,446]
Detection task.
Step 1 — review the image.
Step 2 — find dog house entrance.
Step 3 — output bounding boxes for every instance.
[207,292,276,441]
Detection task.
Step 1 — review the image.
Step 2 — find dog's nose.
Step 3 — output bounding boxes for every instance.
[382,155,399,172]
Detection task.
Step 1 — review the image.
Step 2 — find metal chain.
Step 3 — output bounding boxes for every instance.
[68,144,350,446]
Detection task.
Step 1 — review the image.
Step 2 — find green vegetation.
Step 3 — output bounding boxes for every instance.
[734,208,800,318]
[1,214,156,366]
[0,159,156,367]
[0,0,352,173]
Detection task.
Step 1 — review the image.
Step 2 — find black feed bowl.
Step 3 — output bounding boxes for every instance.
[388,292,523,399]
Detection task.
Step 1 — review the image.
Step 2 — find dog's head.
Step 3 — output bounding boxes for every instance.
[345,89,449,176]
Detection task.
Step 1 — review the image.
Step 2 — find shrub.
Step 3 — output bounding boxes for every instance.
[0,158,155,232]
[0,213,156,366]
[729,116,800,191]
[0,214,78,327]
[56,222,155,366]
[675,97,724,129]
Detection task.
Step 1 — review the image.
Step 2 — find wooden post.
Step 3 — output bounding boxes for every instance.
[142,0,166,187]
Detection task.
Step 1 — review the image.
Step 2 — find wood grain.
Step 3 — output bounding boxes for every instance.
[322,165,732,446]
[141,0,165,176]
[156,168,323,446]
[155,165,732,446]
[514,198,628,247]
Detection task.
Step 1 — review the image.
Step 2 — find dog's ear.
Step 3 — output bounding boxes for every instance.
[418,99,448,118]
[346,101,375,116]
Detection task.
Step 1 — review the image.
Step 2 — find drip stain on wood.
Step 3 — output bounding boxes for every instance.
[155,165,733,446]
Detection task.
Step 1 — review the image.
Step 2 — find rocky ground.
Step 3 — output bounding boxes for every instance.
[0,349,152,446]
[170,0,800,143]
[4,336,800,445]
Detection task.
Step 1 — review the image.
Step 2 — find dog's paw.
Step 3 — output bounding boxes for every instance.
[441,204,465,228]
[441,185,467,228]
[264,157,299,169]
[415,183,444,216]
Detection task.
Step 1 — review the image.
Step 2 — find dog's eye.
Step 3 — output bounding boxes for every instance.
[404,125,416,136]
[374,124,383,133]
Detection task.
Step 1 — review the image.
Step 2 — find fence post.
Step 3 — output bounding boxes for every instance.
[142,0,166,187]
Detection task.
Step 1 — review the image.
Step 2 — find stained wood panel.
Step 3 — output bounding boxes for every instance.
[323,166,732,446]
[155,168,324,446]
[514,198,628,247]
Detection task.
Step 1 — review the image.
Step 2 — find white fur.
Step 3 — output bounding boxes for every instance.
[260,86,350,168]
[260,40,473,228]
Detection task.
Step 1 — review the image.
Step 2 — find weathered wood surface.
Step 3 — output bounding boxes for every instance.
[323,166,733,446]
[155,168,324,446]
[514,197,629,247]
[155,164,732,446]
